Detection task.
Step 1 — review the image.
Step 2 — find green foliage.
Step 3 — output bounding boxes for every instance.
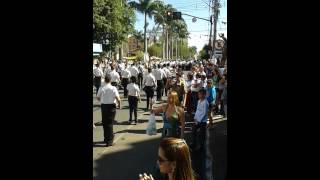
[93,0,136,52]
[148,43,162,57]
[198,44,210,60]
[136,50,144,61]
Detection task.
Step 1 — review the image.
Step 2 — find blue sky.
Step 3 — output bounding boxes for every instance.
[133,0,227,52]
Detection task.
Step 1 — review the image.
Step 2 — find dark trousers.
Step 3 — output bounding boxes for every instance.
[101,104,116,144]
[111,82,117,87]
[191,91,199,112]
[192,122,207,150]
[138,73,143,88]
[128,96,138,122]
[156,80,164,100]
[94,76,101,95]
[163,78,167,96]
[122,78,129,97]
[145,86,154,109]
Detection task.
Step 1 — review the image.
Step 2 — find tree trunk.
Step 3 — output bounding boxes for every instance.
[176,37,178,60]
[144,12,148,61]
[162,25,166,60]
[166,28,169,60]
[119,43,123,60]
[171,35,173,60]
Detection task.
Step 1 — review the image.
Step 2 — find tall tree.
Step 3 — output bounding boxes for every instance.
[93,0,135,57]
[129,0,159,58]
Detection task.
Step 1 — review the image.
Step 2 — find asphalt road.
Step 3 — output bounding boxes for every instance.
[93,71,227,180]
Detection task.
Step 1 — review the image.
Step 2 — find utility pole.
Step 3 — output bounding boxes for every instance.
[212,0,220,58]
[176,37,178,60]
[208,0,213,59]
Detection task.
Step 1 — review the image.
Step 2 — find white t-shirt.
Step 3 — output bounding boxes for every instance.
[143,73,156,87]
[93,67,103,77]
[127,83,140,97]
[97,83,120,104]
[110,70,120,83]
[121,69,131,79]
[129,66,139,77]
[154,68,166,80]
[163,67,171,78]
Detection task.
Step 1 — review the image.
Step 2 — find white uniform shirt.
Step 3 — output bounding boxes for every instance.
[119,63,125,72]
[143,73,157,87]
[93,67,104,77]
[110,70,120,83]
[122,68,131,79]
[104,66,112,77]
[127,83,140,97]
[163,67,171,78]
[154,68,165,81]
[129,66,139,77]
[97,83,120,104]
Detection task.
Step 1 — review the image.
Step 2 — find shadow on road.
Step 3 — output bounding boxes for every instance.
[210,120,227,180]
[93,137,162,180]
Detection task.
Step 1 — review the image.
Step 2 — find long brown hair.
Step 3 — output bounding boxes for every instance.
[160,138,195,180]
[168,91,181,106]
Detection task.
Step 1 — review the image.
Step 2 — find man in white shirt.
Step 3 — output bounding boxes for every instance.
[162,64,171,96]
[109,65,120,87]
[154,64,166,101]
[191,88,209,150]
[143,68,157,110]
[97,74,121,147]
[121,65,131,98]
[137,62,144,88]
[129,63,139,79]
[93,63,104,96]
[127,76,141,124]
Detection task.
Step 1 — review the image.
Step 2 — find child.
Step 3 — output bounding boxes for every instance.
[206,79,216,128]
[191,88,209,151]
[127,76,141,125]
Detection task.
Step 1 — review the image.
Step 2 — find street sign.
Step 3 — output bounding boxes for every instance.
[93,43,102,53]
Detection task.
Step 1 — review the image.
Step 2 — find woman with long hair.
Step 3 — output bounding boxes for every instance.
[152,91,185,138]
[139,138,195,180]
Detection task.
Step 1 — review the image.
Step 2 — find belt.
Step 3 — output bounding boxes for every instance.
[101,103,116,106]
[195,121,207,125]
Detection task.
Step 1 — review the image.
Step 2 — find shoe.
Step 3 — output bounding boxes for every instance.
[106,142,115,147]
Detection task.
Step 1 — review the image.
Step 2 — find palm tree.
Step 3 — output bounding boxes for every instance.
[153,2,167,59]
[129,0,160,59]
